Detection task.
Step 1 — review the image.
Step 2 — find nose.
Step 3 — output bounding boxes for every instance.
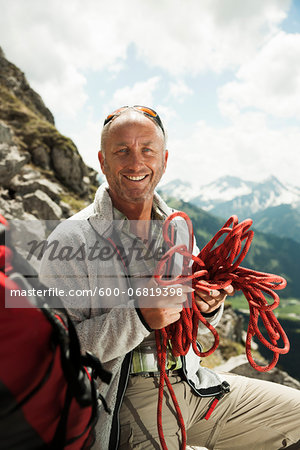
[126,151,144,171]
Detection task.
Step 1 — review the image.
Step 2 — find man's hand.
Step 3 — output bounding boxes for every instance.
[137,280,193,330]
[195,283,234,314]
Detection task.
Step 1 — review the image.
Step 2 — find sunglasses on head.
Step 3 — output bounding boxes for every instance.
[103,105,165,135]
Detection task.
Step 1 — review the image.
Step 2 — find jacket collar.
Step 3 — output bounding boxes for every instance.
[88,182,173,238]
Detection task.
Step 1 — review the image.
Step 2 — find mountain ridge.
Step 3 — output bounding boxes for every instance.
[158,194,300,299]
[160,175,300,243]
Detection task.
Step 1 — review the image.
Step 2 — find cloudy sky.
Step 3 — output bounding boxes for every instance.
[1,0,300,188]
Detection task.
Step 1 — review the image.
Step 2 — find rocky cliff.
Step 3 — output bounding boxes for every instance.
[199,304,300,390]
[0,46,98,222]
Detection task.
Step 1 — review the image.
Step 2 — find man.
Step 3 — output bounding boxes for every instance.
[40,106,300,449]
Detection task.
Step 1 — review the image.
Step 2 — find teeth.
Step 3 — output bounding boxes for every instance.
[125,175,147,181]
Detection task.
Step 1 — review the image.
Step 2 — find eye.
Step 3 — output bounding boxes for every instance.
[116,148,128,154]
[143,148,152,153]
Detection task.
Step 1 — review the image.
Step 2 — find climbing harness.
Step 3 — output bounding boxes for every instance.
[154,211,290,450]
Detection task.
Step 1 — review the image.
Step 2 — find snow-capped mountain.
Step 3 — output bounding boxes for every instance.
[158,179,196,202]
[159,175,300,243]
[160,175,300,216]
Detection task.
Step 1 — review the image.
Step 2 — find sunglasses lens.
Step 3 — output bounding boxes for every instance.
[104,107,128,125]
[103,105,164,135]
[134,106,157,118]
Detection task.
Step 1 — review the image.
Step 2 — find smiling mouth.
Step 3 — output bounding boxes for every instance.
[123,175,149,181]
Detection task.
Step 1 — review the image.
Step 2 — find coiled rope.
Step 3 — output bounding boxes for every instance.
[154,211,290,450]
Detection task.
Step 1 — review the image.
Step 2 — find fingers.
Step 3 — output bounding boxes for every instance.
[198,283,235,299]
[139,303,183,329]
[195,293,223,313]
[223,284,235,296]
[137,282,191,309]
[195,297,217,314]
[194,284,234,314]
[163,284,193,307]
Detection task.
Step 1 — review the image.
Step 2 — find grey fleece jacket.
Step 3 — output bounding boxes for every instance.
[39,183,228,450]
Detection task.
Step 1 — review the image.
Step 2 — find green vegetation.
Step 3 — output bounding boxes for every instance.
[253,204,300,245]
[217,338,245,360]
[0,84,78,154]
[228,294,300,320]
[60,194,89,213]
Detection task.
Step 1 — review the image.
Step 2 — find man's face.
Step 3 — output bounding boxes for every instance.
[98,113,168,205]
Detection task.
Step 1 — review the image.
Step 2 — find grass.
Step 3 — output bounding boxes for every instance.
[227,294,300,320]
[0,84,78,154]
[60,194,89,214]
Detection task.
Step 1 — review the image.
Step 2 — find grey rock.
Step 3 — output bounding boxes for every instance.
[51,146,87,194]
[9,169,63,201]
[213,305,244,342]
[215,354,250,372]
[88,167,101,186]
[23,190,62,220]
[8,217,47,273]
[0,121,13,144]
[0,144,30,184]
[216,355,300,390]
[241,329,258,350]
[59,200,73,216]
[0,196,25,219]
[31,145,51,169]
[219,307,244,342]
[0,187,10,200]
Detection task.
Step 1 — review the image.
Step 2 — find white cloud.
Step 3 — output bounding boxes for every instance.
[168,80,193,103]
[33,66,88,117]
[155,104,177,133]
[70,118,101,170]
[0,0,291,111]
[219,32,300,120]
[132,0,291,75]
[164,112,300,188]
[101,77,161,117]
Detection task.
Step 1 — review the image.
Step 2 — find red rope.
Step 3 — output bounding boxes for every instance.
[153,211,290,449]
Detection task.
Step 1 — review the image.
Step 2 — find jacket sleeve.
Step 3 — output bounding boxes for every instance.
[39,223,150,363]
[69,304,151,363]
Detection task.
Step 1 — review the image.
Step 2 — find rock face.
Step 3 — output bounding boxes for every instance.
[199,304,300,390]
[215,354,300,390]
[0,135,30,184]
[0,46,99,223]
[0,48,54,124]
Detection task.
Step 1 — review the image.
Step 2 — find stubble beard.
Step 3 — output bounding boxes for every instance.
[104,160,165,204]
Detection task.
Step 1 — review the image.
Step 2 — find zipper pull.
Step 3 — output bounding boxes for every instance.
[204,397,220,420]
[204,381,230,420]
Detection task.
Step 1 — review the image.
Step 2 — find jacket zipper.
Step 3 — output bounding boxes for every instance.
[113,352,133,449]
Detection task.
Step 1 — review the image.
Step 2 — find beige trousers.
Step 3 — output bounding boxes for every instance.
[119,372,300,450]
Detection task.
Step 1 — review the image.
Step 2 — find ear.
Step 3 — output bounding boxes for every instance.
[163,149,169,173]
[98,151,106,174]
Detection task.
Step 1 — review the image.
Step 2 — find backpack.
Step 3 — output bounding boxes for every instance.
[0,214,111,449]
